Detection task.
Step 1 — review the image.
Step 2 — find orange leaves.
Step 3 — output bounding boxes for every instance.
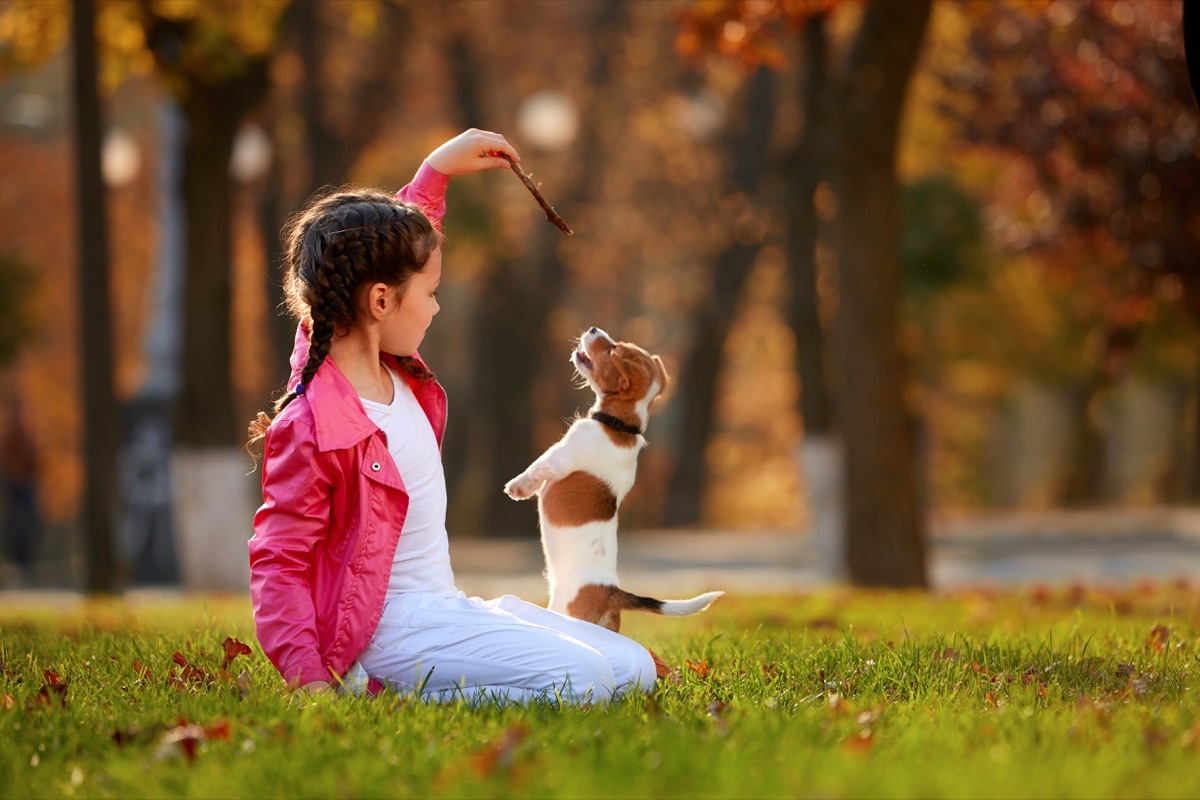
[686,659,712,678]
[674,0,821,71]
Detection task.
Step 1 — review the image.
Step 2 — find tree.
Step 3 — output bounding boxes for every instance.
[71,0,118,594]
[663,63,779,526]
[672,0,931,586]
[939,0,1200,500]
[832,0,931,586]
[138,1,284,449]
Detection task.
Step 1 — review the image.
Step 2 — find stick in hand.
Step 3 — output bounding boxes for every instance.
[499,153,573,236]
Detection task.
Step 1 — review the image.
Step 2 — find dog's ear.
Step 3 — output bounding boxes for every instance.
[609,350,632,392]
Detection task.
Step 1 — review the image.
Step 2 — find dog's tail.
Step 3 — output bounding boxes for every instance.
[613,588,724,617]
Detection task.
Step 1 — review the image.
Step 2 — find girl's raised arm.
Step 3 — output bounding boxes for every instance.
[426,128,520,176]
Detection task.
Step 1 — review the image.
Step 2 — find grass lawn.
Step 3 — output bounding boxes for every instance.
[2,582,1200,799]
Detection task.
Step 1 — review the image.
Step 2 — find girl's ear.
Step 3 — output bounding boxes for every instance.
[365,282,393,321]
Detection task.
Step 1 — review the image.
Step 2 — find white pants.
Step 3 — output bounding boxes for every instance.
[345,593,657,705]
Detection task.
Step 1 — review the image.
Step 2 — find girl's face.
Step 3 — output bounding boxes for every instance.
[381,246,442,357]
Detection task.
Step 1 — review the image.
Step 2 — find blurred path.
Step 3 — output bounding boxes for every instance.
[2,507,1200,610]
[451,506,1200,600]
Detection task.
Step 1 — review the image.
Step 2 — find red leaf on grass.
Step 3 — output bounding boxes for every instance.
[221,637,253,671]
[171,652,214,685]
[685,659,711,678]
[36,670,68,707]
[132,660,151,679]
[1147,625,1170,655]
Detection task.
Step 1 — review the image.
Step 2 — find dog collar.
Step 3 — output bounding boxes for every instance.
[590,411,641,436]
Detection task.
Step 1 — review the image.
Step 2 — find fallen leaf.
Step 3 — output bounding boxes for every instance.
[221,638,253,671]
[36,670,68,708]
[1147,625,1170,655]
[472,724,528,777]
[171,652,214,685]
[842,727,874,754]
[685,660,711,678]
[204,719,232,740]
[647,649,680,683]
[157,720,207,762]
[2,693,14,710]
[132,660,151,679]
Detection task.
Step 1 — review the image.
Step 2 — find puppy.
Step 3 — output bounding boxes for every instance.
[504,327,722,632]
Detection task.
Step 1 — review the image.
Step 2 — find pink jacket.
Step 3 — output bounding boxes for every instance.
[248,162,450,688]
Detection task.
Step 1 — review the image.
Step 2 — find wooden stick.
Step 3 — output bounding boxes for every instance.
[499,153,573,235]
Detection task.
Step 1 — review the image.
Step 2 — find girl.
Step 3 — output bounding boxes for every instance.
[247,129,656,703]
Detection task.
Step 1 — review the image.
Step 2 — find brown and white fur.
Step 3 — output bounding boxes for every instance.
[504,327,722,632]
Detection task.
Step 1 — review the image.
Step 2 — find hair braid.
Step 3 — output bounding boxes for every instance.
[246,187,441,452]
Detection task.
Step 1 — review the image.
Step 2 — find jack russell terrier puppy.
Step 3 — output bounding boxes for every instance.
[504,327,722,632]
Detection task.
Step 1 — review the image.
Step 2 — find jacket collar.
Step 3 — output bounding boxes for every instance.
[286,322,431,453]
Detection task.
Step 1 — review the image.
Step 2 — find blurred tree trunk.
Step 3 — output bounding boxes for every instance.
[832,0,930,587]
[260,1,411,392]
[446,2,629,537]
[785,11,843,579]
[663,65,779,527]
[71,0,118,594]
[141,13,270,448]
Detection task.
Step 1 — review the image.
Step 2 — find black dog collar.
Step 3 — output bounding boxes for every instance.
[590,411,641,436]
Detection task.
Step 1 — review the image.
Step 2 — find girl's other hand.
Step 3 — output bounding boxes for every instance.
[427,128,520,176]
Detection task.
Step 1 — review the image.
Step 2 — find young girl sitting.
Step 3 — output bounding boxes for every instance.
[247,129,656,704]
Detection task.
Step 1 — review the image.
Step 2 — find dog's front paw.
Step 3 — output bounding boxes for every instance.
[504,474,539,500]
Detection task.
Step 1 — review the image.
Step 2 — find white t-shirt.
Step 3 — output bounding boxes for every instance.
[360,365,457,600]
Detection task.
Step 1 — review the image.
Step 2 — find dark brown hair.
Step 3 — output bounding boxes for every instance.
[247,188,441,447]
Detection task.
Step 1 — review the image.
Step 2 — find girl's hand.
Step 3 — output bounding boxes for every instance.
[426,128,520,176]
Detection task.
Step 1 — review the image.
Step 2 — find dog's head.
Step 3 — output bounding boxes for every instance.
[572,327,669,407]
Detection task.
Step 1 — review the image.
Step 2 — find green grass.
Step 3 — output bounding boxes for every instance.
[3,582,1200,799]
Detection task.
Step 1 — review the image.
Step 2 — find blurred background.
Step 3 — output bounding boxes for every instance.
[0,0,1197,594]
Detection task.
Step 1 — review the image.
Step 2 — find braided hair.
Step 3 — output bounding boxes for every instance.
[247,188,441,447]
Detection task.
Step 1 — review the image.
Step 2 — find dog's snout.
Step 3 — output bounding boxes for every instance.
[588,326,599,335]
